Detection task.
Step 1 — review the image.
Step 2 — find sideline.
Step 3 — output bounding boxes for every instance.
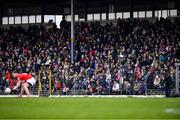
[0,95,165,98]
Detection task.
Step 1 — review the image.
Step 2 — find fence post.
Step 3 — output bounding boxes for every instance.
[38,70,42,97]
[175,63,180,94]
[49,69,52,96]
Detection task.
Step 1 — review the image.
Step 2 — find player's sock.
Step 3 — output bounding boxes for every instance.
[19,91,23,97]
[18,94,22,97]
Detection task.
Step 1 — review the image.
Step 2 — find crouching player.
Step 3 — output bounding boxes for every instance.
[12,73,36,97]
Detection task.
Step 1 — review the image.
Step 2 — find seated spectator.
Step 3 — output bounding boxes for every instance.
[112,81,120,95]
[153,75,161,89]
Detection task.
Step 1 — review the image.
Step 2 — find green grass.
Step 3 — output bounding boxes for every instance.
[0,97,180,120]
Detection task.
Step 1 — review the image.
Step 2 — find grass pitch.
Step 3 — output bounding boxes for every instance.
[0,97,180,120]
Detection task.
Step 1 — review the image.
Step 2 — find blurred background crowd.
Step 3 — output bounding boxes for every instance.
[0,17,180,95]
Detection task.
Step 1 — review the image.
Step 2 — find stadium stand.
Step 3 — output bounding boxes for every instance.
[0,17,179,95]
[0,0,180,96]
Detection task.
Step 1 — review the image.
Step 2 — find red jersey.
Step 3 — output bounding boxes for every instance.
[16,73,32,81]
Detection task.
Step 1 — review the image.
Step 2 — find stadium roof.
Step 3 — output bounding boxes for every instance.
[0,0,179,16]
[1,0,179,8]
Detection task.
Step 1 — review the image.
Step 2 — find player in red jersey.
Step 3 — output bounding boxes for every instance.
[12,73,36,97]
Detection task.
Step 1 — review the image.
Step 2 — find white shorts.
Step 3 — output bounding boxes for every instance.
[27,77,36,86]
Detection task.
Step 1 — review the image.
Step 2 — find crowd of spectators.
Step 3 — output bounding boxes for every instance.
[0,17,180,95]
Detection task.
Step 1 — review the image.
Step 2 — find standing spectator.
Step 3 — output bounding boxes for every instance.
[60,16,67,29]
[164,69,172,97]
